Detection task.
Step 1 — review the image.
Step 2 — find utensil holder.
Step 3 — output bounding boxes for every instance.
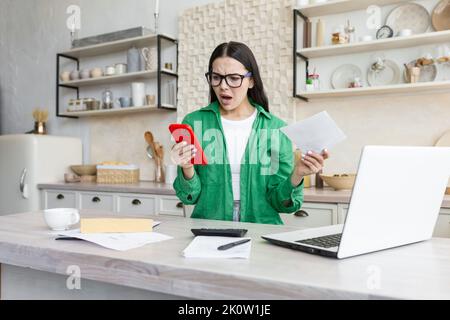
[405,66,421,83]
[34,122,47,135]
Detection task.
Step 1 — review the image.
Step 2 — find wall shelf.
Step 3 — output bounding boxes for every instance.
[59,105,161,117]
[60,70,159,88]
[293,0,450,102]
[296,81,450,100]
[295,0,408,18]
[59,33,175,58]
[56,34,178,118]
[297,30,450,59]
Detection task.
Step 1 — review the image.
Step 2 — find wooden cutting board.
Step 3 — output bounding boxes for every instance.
[435,130,450,195]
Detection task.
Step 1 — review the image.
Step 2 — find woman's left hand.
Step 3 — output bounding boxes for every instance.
[291,149,330,186]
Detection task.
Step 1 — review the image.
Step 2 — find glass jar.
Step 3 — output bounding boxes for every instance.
[102,88,114,109]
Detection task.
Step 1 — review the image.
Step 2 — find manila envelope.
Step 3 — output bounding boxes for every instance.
[80,218,153,234]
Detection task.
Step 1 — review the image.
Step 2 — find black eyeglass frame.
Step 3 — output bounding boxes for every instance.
[205,71,253,88]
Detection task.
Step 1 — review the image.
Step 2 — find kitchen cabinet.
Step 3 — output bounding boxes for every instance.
[434,208,450,238]
[41,189,185,217]
[337,204,349,224]
[282,202,338,228]
[117,194,157,216]
[285,201,450,238]
[44,190,77,210]
[79,192,114,212]
[158,196,185,216]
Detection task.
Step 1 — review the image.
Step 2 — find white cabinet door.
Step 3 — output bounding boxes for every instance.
[158,196,185,217]
[44,190,77,209]
[281,202,338,228]
[117,194,157,216]
[79,192,114,212]
[434,208,450,238]
[337,204,349,224]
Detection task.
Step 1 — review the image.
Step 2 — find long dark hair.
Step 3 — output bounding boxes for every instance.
[207,42,269,112]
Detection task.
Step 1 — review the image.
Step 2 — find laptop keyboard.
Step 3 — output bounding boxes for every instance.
[296,233,342,248]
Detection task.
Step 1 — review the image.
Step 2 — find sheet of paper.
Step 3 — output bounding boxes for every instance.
[280,111,347,154]
[183,236,251,259]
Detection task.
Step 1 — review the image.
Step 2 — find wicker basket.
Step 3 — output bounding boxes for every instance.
[96,165,140,184]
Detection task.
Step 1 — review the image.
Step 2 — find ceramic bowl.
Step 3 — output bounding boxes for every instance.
[80,69,91,79]
[320,174,357,190]
[60,71,71,82]
[70,165,97,176]
[69,70,80,81]
[90,68,103,78]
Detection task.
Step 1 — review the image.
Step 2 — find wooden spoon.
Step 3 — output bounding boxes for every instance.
[153,142,165,182]
[144,131,157,158]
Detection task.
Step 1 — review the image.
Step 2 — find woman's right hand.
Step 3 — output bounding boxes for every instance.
[170,141,197,170]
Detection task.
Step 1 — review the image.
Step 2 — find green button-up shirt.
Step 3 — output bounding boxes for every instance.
[173,100,304,225]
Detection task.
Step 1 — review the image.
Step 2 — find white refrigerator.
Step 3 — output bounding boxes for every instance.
[0,134,82,215]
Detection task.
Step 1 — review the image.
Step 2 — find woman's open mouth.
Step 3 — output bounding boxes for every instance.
[219,94,233,104]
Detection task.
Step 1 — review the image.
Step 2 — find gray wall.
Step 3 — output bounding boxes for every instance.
[0,0,216,161]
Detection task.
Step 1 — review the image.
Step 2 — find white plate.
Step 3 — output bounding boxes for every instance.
[367,60,400,87]
[331,64,363,89]
[386,3,430,35]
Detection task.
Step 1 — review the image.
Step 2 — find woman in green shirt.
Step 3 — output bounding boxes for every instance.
[171,42,329,225]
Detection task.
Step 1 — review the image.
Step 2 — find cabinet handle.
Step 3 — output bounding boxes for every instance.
[294,210,309,218]
[57,194,65,200]
[92,197,101,203]
[176,202,183,209]
[132,199,142,206]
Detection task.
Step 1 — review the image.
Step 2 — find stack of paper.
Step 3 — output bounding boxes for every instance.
[58,229,172,251]
[183,236,252,259]
[57,221,172,251]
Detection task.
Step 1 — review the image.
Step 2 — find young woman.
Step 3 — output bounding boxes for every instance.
[171,42,329,224]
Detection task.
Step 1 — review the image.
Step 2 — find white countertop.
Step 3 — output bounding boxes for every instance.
[38,182,450,208]
[1,210,450,300]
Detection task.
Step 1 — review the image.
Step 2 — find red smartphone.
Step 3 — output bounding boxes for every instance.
[169,124,208,165]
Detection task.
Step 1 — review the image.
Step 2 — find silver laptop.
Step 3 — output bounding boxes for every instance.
[262,146,450,259]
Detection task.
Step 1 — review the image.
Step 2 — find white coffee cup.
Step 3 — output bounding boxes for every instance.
[44,208,80,231]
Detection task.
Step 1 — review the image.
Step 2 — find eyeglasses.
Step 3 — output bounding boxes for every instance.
[205,71,252,88]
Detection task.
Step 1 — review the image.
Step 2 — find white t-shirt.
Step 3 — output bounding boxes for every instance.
[221,109,257,201]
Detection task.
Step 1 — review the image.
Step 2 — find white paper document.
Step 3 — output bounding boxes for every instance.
[281,111,346,154]
[58,222,172,251]
[183,236,252,259]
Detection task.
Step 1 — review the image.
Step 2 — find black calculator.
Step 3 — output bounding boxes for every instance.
[191,228,248,237]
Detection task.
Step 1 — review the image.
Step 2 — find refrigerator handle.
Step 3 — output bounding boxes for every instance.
[20,168,27,198]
